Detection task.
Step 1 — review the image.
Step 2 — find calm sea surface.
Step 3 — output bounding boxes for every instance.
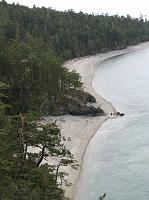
[75,47,149,200]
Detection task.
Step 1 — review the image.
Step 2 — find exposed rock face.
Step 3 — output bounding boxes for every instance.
[41,90,104,116]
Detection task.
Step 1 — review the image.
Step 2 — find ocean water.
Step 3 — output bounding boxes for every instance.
[75,47,149,200]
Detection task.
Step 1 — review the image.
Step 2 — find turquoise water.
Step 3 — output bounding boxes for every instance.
[75,47,149,200]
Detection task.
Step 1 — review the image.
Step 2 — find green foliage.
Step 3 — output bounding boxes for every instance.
[0,113,76,199]
[0,40,83,115]
[1,1,149,115]
[0,2,149,54]
[1,1,149,199]
[1,1,149,59]
[0,82,10,127]
[0,80,74,199]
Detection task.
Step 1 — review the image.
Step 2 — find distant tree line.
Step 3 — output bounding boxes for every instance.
[1,0,149,61]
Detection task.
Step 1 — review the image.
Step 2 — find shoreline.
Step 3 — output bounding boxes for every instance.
[44,41,149,200]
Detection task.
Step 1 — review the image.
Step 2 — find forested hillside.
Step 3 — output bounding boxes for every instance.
[1,0,149,114]
[1,0,149,60]
[0,0,149,199]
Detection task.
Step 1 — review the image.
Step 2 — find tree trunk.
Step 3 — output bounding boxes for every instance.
[36,144,46,167]
[23,142,28,160]
[55,164,60,183]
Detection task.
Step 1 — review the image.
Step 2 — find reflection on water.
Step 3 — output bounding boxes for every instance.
[75,47,149,200]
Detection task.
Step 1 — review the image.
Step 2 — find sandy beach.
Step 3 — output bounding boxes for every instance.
[43,42,149,200]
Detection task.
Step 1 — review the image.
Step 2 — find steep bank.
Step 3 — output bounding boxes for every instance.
[41,89,104,116]
[44,41,149,200]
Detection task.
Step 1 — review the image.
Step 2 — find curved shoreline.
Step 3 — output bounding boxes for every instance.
[44,42,149,200]
[64,50,126,200]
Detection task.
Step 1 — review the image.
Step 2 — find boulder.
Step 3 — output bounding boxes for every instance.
[40,90,104,116]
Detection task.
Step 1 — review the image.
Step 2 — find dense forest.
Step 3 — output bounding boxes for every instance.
[1,0,149,199]
[1,0,149,60]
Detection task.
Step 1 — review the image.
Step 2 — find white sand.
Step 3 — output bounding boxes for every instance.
[44,42,149,199]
